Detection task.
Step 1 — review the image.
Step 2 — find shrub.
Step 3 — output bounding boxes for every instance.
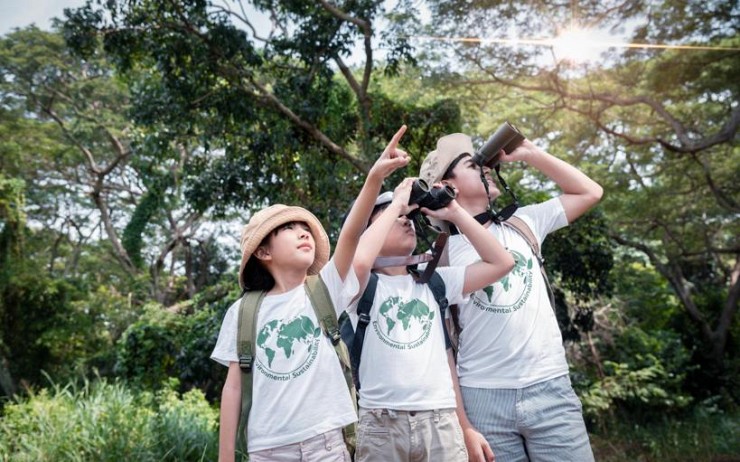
[0,378,218,461]
[115,304,185,389]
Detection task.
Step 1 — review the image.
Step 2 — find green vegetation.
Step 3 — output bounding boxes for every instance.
[0,378,217,461]
[590,405,740,461]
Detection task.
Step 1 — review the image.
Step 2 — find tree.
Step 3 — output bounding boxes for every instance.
[60,0,460,228]
[0,27,226,304]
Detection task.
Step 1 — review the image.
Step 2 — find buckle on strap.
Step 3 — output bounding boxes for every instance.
[239,354,253,371]
[357,313,370,327]
[328,327,341,346]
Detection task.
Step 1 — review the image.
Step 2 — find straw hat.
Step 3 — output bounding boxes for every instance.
[238,205,330,289]
[419,133,475,185]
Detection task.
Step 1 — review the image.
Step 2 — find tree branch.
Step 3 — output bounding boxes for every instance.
[316,0,373,93]
[609,232,711,338]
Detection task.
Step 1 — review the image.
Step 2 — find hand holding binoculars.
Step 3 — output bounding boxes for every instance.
[408,179,456,212]
[471,122,525,168]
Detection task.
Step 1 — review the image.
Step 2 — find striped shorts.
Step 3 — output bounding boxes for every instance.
[461,374,594,462]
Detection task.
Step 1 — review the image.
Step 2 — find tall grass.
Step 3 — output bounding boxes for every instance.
[590,404,740,462]
[0,378,218,462]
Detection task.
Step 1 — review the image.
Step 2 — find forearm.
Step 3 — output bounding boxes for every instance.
[334,172,385,276]
[523,145,603,222]
[448,350,473,429]
[448,351,495,462]
[353,202,404,272]
[451,208,511,266]
[523,145,601,194]
[219,365,242,462]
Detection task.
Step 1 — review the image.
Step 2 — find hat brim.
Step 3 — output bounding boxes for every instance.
[239,205,330,289]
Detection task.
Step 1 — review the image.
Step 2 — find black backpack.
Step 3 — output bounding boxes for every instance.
[339,270,451,390]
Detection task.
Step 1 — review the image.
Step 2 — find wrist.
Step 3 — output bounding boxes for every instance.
[387,201,405,214]
[366,169,386,186]
[521,144,548,167]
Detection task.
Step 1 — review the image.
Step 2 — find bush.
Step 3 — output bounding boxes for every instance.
[590,402,740,461]
[115,304,185,389]
[0,378,218,461]
[114,283,237,399]
[576,327,694,425]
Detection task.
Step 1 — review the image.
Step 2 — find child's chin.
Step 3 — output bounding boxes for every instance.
[294,257,315,269]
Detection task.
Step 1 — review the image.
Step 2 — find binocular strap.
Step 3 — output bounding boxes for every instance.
[372,233,449,285]
[372,253,433,269]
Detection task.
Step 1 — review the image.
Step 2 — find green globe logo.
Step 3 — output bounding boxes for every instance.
[372,297,435,350]
[255,315,321,380]
[471,249,533,314]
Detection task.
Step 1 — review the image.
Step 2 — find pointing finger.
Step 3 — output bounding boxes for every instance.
[386,125,407,152]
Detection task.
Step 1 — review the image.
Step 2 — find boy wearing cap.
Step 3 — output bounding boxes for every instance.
[419,134,603,462]
[343,175,514,462]
[211,126,411,462]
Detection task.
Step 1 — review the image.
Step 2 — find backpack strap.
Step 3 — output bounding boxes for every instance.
[304,275,357,454]
[235,290,266,456]
[502,216,556,310]
[437,233,463,356]
[348,272,379,390]
[305,275,342,347]
[502,216,540,261]
[425,271,452,350]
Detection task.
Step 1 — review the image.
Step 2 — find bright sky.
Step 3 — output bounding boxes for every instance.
[0,0,86,35]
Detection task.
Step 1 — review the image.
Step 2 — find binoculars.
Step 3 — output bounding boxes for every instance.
[471,122,525,168]
[409,179,456,211]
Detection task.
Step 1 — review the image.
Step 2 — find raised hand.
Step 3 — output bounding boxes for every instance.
[501,138,538,164]
[368,125,410,180]
[390,177,419,217]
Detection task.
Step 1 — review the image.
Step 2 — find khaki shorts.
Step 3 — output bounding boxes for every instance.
[249,428,351,462]
[356,408,467,462]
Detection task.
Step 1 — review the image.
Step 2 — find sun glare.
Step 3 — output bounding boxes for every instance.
[550,27,606,63]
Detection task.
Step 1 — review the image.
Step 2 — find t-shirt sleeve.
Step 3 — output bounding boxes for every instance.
[435,266,469,306]
[320,257,360,318]
[515,197,568,245]
[210,299,241,367]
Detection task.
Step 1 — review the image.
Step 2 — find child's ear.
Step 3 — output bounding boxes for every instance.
[254,245,271,261]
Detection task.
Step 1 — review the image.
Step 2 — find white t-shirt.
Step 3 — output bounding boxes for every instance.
[450,198,569,389]
[211,259,359,452]
[342,267,467,410]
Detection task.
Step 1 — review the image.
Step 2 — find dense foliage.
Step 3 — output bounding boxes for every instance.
[0,379,218,461]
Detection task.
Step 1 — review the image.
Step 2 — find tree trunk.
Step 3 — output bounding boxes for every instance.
[0,354,17,398]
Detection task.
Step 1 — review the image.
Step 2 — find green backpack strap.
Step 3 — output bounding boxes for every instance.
[304,274,357,456]
[235,290,266,458]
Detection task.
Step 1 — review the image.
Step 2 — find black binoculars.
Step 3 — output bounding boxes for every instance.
[408,179,456,211]
[471,122,525,168]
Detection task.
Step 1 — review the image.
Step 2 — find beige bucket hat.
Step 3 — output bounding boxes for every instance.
[238,204,330,289]
[419,133,475,185]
